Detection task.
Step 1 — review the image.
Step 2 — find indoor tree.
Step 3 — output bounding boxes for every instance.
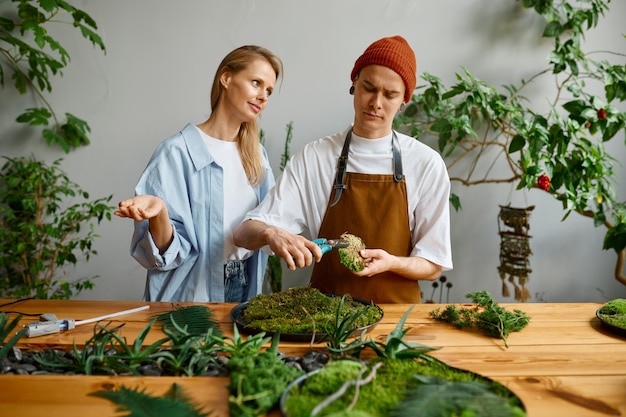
[395,0,626,295]
[0,0,113,299]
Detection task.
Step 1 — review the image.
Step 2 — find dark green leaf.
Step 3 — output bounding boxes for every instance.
[543,21,563,38]
[508,135,526,153]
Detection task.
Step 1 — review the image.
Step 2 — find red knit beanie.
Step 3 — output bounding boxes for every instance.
[350,35,417,103]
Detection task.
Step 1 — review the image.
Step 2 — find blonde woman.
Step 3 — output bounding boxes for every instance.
[115,45,283,302]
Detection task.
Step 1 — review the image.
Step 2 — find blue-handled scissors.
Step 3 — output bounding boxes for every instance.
[313,238,350,255]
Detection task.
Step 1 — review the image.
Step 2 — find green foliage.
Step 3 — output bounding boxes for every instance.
[284,357,525,417]
[33,313,224,377]
[0,156,114,299]
[90,384,211,417]
[597,298,626,329]
[240,286,382,334]
[322,295,379,357]
[0,312,27,361]
[390,375,525,417]
[395,0,626,258]
[0,0,106,151]
[323,304,440,361]
[280,121,294,171]
[226,331,304,417]
[429,291,530,348]
[155,305,223,338]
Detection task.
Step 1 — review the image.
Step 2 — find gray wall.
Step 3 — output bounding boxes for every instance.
[1,0,625,303]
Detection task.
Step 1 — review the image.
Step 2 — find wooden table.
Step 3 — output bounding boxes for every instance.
[0,299,624,417]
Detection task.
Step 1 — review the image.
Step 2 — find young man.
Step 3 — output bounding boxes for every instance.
[234,36,452,303]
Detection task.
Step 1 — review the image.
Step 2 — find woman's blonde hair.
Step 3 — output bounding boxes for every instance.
[210,45,283,186]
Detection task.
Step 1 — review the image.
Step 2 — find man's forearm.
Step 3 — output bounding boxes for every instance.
[233,219,269,250]
[393,256,442,281]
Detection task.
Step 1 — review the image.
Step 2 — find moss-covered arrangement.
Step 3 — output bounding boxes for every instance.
[282,357,526,417]
[240,287,382,334]
[338,233,366,272]
[597,298,626,330]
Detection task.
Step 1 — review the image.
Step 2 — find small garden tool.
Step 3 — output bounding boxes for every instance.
[24,305,150,337]
[314,238,350,255]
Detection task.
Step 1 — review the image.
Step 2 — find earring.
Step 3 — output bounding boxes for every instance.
[399,103,406,111]
[349,86,355,95]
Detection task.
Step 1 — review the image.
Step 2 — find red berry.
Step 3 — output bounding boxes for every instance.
[597,108,608,120]
[537,174,550,191]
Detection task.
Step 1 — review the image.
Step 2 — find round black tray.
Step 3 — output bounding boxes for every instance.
[229,296,383,342]
[596,308,626,337]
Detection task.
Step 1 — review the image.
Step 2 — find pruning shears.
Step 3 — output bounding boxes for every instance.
[313,238,350,255]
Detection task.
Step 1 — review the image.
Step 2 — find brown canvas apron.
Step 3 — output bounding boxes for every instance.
[310,129,421,303]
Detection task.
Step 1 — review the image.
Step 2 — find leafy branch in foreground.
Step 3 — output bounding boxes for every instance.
[429,291,530,348]
[1,0,106,151]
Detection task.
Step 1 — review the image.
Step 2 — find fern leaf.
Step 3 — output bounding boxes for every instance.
[390,376,519,417]
[155,305,222,337]
[90,383,211,417]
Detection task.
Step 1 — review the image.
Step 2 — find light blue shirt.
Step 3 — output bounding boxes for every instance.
[129,123,274,302]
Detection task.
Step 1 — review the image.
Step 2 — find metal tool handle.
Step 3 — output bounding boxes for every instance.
[313,238,333,255]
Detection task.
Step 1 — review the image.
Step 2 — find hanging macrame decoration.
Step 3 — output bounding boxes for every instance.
[497,205,534,302]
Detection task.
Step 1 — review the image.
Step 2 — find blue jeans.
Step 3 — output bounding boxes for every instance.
[224,260,249,302]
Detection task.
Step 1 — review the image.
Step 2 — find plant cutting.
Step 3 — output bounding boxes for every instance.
[429,291,531,348]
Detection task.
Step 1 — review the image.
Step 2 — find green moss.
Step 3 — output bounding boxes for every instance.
[241,287,382,334]
[283,356,525,417]
[338,233,366,272]
[598,298,626,329]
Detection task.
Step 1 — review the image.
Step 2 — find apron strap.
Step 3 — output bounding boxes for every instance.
[330,129,353,207]
[331,129,403,207]
[392,131,404,182]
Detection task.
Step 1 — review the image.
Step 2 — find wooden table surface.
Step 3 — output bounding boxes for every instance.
[0,298,624,417]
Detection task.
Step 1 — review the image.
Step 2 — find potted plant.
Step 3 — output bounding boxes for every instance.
[0,0,113,298]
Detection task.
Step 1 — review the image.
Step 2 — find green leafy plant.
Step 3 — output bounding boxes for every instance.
[0,312,27,361]
[395,0,626,286]
[283,328,524,417]
[0,156,114,299]
[224,328,304,417]
[34,321,125,375]
[0,1,112,299]
[155,304,223,338]
[429,291,530,348]
[0,0,106,151]
[321,295,380,357]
